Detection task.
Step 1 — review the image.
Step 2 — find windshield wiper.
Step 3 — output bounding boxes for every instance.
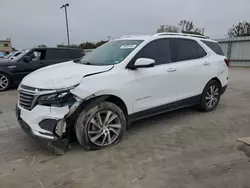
[81,61,93,65]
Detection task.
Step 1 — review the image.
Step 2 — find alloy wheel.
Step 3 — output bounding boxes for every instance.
[87,110,122,147]
[205,84,219,108]
[0,74,9,91]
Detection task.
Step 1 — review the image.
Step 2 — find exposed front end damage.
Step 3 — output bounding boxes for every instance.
[16,85,83,155]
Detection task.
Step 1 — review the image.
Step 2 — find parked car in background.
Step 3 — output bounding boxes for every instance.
[0,52,5,58]
[0,47,85,91]
[16,33,228,151]
[1,50,26,60]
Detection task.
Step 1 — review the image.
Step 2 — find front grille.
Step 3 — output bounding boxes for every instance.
[19,90,36,110]
[20,85,36,91]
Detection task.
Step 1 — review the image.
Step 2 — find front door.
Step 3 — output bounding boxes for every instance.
[11,49,47,82]
[127,38,179,113]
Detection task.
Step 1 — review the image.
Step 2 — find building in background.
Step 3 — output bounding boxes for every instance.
[0,38,12,55]
[217,37,250,67]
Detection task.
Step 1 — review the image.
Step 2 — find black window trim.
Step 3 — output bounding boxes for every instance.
[126,37,208,69]
[169,38,208,63]
[201,40,224,56]
[24,49,47,61]
[126,38,172,69]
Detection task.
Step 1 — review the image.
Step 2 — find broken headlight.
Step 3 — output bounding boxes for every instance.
[37,91,75,106]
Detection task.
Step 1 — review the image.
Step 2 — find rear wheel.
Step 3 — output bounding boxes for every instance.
[0,73,10,91]
[199,80,221,112]
[75,101,126,150]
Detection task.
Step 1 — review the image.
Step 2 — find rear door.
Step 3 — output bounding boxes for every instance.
[168,38,211,100]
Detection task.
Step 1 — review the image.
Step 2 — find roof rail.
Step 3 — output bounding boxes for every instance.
[121,35,135,38]
[120,35,150,38]
[154,32,208,39]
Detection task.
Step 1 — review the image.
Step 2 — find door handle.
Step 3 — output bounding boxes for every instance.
[204,62,210,66]
[8,66,16,69]
[167,68,177,72]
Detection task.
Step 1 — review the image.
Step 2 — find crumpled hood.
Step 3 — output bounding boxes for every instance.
[21,61,113,89]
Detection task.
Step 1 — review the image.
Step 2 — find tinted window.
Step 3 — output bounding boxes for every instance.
[171,39,207,62]
[46,49,71,60]
[27,49,46,61]
[201,40,224,56]
[135,39,171,65]
[70,49,85,59]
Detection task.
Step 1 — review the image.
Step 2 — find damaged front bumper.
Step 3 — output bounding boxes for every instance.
[16,100,81,141]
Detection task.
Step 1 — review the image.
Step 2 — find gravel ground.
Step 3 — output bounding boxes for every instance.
[0,67,250,188]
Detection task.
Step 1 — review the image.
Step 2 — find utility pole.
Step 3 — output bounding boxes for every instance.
[60,3,70,46]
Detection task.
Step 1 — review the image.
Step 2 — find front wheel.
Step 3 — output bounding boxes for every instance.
[75,101,126,150]
[199,80,221,112]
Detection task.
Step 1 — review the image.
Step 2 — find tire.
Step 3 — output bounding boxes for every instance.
[199,80,221,112]
[75,101,126,150]
[0,72,11,91]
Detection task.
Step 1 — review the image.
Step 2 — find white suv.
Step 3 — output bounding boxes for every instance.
[16,33,229,150]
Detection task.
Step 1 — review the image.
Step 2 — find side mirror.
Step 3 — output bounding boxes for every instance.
[133,58,155,69]
[23,56,31,63]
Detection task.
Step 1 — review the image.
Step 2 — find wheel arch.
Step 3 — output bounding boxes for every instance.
[77,95,128,117]
[0,71,11,80]
[210,77,222,88]
[67,94,128,136]
[200,77,222,97]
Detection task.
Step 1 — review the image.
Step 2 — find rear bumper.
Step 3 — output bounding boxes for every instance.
[221,85,227,95]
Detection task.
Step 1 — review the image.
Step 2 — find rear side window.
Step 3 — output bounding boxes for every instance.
[46,49,71,60]
[201,40,224,56]
[135,39,171,65]
[171,39,207,62]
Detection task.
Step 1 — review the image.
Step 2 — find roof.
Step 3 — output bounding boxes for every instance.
[116,33,215,42]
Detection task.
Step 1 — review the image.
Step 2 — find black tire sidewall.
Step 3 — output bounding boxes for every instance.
[200,80,221,112]
[75,101,126,150]
[0,72,11,91]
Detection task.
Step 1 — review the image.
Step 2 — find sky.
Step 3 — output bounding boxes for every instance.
[0,0,249,49]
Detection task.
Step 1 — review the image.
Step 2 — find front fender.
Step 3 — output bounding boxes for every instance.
[70,87,132,115]
[0,66,12,75]
[71,86,123,101]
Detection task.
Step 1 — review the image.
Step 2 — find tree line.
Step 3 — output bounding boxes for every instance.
[156,20,205,36]
[57,40,108,49]
[37,40,108,49]
[36,20,250,50]
[156,20,250,38]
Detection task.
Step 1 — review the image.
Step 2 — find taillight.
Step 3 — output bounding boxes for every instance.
[224,58,230,67]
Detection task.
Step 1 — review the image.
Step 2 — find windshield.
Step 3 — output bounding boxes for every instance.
[79,40,143,65]
[15,50,29,61]
[3,52,14,59]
